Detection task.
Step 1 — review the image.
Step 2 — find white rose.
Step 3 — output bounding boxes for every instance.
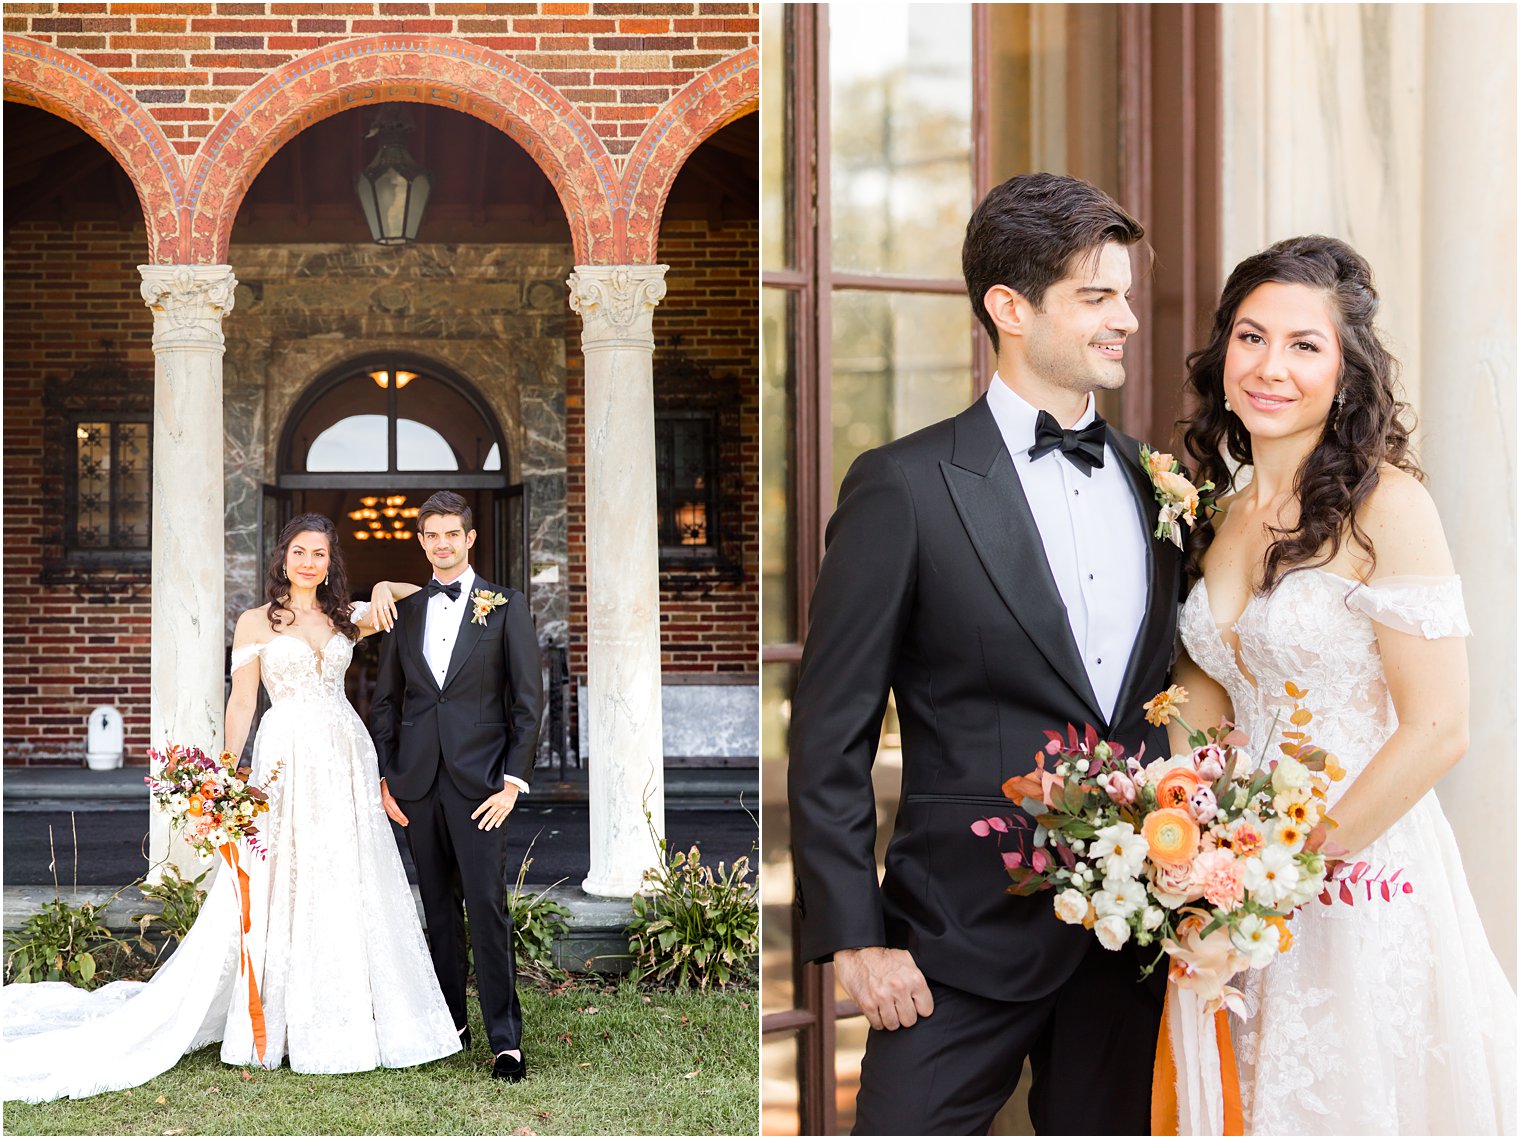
[1230,914,1281,968]
[1242,845,1302,907]
[1094,915,1131,951]
[1141,906,1166,932]
[1271,755,1311,796]
[1053,888,1089,925]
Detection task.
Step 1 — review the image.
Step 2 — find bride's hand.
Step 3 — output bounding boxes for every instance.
[370,581,399,631]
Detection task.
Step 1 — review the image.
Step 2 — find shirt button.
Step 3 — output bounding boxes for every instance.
[1088,573,1094,581]
[1074,488,1080,496]
[1096,658,1103,665]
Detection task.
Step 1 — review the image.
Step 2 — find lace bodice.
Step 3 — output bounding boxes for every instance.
[231,602,368,705]
[1178,570,1514,1135]
[1179,571,1469,783]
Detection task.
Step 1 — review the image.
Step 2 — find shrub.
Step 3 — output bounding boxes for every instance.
[626,829,758,990]
[5,898,124,989]
[505,838,572,979]
[131,864,211,958]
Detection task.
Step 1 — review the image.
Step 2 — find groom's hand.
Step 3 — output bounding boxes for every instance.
[835,946,934,1032]
[472,785,519,831]
[379,778,409,827]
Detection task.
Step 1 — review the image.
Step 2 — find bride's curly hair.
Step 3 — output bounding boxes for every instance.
[265,512,360,641]
[1178,235,1420,591]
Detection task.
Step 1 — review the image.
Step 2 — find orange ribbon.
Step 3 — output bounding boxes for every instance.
[1151,984,1243,1135]
[218,843,268,1067]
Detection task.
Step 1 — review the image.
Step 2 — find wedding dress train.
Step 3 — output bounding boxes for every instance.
[1179,570,1516,1135]
[3,609,460,1102]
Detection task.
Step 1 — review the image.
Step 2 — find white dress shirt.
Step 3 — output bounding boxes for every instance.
[423,564,528,794]
[986,376,1149,724]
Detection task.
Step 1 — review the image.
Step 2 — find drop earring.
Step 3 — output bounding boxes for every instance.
[1223,397,1232,412]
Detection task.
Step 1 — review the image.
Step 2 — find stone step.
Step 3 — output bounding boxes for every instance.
[3,882,637,975]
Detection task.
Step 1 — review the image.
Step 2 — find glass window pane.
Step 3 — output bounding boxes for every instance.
[762,2,793,271]
[761,1031,801,1136]
[396,418,459,471]
[761,661,797,1016]
[830,290,973,497]
[762,288,797,645]
[307,415,389,471]
[395,374,488,470]
[114,422,150,548]
[75,421,110,548]
[829,4,972,279]
[986,4,1121,193]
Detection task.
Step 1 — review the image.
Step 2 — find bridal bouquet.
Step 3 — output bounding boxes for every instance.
[144,743,281,861]
[144,742,281,1066]
[972,682,1344,1012]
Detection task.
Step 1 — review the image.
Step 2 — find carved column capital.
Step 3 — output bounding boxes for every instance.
[138,264,238,353]
[566,264,669,350]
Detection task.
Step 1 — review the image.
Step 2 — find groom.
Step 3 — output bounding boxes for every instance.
[789,173,1183,1134]
[369,490,542,1083]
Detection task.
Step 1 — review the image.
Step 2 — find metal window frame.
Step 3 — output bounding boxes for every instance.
[65,412,153,561]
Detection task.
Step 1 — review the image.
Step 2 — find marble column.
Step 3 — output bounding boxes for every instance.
[567,264,668,898]
[139,264,237,882]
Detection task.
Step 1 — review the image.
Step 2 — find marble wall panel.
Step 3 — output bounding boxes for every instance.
[578,681,759,761]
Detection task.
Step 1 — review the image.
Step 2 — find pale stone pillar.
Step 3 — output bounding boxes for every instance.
[1417,5,1516,982]
[567,264,668,897]
[139,265,237,882]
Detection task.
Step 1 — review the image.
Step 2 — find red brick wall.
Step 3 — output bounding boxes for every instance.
[565,215,759,682]
[2,3,758,158]
[3,219,156,765]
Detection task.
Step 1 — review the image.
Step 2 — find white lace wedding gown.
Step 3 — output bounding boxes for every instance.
[3,609,461,1103]
[1180,570,1517,1135]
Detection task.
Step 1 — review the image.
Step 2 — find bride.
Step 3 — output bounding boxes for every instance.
[3,512,459,1103]
[1171,235,1516,1134]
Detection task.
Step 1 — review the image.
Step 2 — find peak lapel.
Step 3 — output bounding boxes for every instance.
[941,398,1104,724]
[1108,428,1181,723]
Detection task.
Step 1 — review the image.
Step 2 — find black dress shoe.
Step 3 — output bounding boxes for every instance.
[491,1051,526,1083]
[457,1027,471,1052]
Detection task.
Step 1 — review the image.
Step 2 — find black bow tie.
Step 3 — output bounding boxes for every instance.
[426,578,462,601]
[1028,410,1107,476]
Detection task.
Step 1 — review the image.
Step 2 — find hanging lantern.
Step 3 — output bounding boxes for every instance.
[354,106,432,246]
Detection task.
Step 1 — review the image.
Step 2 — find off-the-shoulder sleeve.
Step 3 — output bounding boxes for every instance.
[1347,574,1471,639]
[350,600,372,625]
[231,642,264,674]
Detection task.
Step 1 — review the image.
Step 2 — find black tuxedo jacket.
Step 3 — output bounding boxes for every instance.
[788,395,1183,1003]
[370,578,543,802]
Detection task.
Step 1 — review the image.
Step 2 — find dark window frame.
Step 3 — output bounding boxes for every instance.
[65,413,153,559]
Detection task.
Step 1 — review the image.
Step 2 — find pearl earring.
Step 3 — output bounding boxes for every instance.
[1223,397,1232,412]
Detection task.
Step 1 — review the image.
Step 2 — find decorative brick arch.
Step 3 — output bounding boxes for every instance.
[185,36,618,265]
[3,36,185,262]
[618,48,759,265]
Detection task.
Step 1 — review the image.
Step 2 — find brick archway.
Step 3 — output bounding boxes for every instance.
[185,35,618,265]
[3,36,185,262]
[619,48,759,264]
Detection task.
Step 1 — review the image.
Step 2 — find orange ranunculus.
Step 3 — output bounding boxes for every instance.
[199,780,218,799]
[1143,685,1189,727]
[1155,766,1203,810]
[1143,808,1200,867]
[187,795,204,816]
[1230,820,1263,858]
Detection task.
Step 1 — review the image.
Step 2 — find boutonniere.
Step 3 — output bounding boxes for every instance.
[470,589,508,626]
[1140,444,1216,549]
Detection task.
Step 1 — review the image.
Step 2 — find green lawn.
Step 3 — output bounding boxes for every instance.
[3,980,758,1136]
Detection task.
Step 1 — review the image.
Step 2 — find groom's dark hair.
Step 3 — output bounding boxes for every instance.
[963,172,1145,350]
[418,490,473,533]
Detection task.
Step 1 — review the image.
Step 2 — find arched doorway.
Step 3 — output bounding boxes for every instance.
[271,355,525,718]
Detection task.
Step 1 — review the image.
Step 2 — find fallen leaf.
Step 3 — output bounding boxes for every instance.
[155,1095,167,1104]
[241,1069,254,1081]
[683,1069,701,1079]
[163,1130,186,1136]
[577,1005,599,1015]
[601,1029,610,1040]
[207,1086,221,1094]
[512,1129,538,1137]
[557,1032,572,1044]
[641,995,651,1004]
[534,1112,551,1121]
[680,1014,690,1026]
[577,1061,591,1067]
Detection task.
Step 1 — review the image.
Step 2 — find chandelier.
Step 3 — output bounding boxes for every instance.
[350,494,421,541]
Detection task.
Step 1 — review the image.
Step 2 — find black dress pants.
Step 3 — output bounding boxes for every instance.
[396,766,522,1053]
[853,940,1162,1135]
